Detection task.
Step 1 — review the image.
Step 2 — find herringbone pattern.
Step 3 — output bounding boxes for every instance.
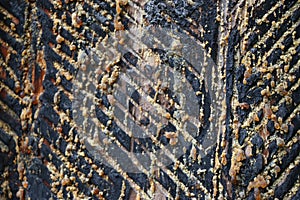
[0,0,299,199]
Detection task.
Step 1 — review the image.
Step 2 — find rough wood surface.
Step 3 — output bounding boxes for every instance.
[0,0,299,199]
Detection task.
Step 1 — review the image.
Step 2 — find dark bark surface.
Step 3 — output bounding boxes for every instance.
[0,0,299,199]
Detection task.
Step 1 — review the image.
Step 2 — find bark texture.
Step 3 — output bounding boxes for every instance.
[0,0,299,199]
